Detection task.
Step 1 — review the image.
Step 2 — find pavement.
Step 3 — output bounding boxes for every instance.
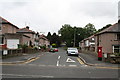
[0,52,45,65]
[79,52,120,68]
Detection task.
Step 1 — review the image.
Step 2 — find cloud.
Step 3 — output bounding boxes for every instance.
[0,0,119,35]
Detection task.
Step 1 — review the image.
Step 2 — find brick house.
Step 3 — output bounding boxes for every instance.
[34,32,40,48]
[95,23,120,55]
[0,16,19,49]
[17,26,35,47]
[79,35,95,52]
[4,33,30,49]
[39,34,50,48]
[0,16,30,49]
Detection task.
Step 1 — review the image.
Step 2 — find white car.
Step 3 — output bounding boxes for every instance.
[67,48,79,56]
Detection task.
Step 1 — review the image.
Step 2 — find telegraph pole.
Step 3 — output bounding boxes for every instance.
[73,27,76,47]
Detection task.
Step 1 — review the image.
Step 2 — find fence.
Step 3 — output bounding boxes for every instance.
[2,48,41,56]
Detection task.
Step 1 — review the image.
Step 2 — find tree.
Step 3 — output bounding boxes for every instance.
[47,32,61,47]
[47,32,52,44]
[58,24,74,47]
[97,24,112,33]
[58,23,97,47]
[84,23,96,38]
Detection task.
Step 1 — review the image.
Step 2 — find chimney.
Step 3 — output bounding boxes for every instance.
[26,26,29,29]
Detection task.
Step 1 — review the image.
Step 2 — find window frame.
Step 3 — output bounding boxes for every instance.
[0,23,2,31]
[113,45,120,53]
[117,33,120,40]
[0,36,4,45]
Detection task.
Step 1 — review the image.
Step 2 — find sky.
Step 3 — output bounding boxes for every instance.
[0,0,119,35]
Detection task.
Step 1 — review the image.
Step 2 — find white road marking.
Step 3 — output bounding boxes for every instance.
[69,65,77,67]
[58,56,61,59]
[56,61,59,66]
[66,58,75,63]
[1,74,54,78]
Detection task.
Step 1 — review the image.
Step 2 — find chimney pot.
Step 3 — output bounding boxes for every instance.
[26,26,29,29]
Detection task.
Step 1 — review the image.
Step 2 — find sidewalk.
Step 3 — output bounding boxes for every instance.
[1,52,44,64]
[79,52,120,68]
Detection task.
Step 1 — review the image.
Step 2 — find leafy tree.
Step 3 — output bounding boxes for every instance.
[97,24,112,33]
[84,23,96,38]
[47,32,61,47]
[58,23,97,47]
[47,32,52,44]
[58,24,74,47]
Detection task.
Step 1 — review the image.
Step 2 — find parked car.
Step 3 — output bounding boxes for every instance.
[53,48,58,52]
[67,48,79,56]
[49,48,58,52]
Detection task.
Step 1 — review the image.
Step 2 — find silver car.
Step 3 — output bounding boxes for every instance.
[67,48,79,56]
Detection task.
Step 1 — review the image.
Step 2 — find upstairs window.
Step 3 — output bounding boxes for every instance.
[117,34,120,40]
[0,24,1,31]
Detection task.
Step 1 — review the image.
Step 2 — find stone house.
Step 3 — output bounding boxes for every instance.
[95,23,120,55]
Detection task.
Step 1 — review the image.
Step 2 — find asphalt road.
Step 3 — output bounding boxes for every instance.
[1,48,120,79]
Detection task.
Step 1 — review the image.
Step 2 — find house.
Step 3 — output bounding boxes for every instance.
[95,23,120,54]
[4,33,30,49]
[79,35,95,52]
[79,40,84,51]
[0,16,19,49]
[34,32,40,48]
[17,26,35,47]
[0,16,30,49]
[39,34,50,48]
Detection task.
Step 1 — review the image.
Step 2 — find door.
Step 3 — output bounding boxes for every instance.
[7,39,19,49]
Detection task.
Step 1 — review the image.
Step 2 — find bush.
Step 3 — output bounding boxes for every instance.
[52,43,57,48]
[18,44,28,49]
[40,45,46,50]
[114,53,120,56]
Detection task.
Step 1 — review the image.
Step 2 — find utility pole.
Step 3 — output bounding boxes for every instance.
[73,27,76,47]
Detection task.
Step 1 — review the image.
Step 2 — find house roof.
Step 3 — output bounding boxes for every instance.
[39,34,48,40]
[17,27,35,34]
[95,23,119,35]
[4,33,30,38]
[0,16,19,29]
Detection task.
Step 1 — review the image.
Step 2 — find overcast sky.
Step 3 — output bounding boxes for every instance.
[0,0,119,35]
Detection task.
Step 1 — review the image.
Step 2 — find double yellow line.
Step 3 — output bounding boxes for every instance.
[23,57,40,64]
[77,58,84,65]
[77,57,120,69]
[0,57,40,65]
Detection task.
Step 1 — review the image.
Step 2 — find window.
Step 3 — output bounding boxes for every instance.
[113,46,120,53]
[117,34,120,40]
[0,36,3,44]
[0,23,1,30]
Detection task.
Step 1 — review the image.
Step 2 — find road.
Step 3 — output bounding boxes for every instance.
[1,48,120,79]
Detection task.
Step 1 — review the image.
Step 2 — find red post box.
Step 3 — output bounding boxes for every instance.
[98,47,102,61]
